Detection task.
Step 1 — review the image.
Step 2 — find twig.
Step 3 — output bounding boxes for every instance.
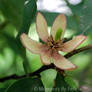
[64,45,92,58]
[0,45,92,82]
[0,64,54,82]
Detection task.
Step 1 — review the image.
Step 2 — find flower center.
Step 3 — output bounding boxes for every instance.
[46,36,63,51]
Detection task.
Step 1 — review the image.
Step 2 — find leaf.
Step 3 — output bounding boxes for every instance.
[16,0,37,49]
[0,47,15,76]
[26,51,43,73]
[64,76,78,90]
[5,77,44,92]
[55,28,63,41]
[0,0,25,29]
[53,74,81,92]
[17,0,37,38]
[0,80,16,92]
[40,69,57,92]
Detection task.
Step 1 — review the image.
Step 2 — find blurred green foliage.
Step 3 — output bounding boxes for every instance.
[0,0,92,92]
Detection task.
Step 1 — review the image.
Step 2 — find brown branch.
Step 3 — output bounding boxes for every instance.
[0,64,54,82]
[64,45,92,58]
[0,45,92,82]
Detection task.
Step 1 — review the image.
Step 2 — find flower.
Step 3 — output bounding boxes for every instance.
[20,12,86,70]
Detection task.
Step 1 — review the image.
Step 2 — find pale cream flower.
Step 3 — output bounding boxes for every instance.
[20,12,86,70]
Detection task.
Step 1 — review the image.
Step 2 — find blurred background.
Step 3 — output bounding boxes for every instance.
[0,0,92,92]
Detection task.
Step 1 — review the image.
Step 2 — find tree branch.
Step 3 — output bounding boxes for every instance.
[0,44,92,82]
[64,45,92,58]
[0,64,54,82]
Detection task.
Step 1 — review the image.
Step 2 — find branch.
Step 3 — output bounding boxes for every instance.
[0,45,92,82]
[64,45,92,58]
[0,64,54,82]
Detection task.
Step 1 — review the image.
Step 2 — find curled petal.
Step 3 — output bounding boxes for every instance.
[36,12,49,42]
[61,35,86,52]
[51,14,66,40]
[53,53,77,70]
[20,33,42,54]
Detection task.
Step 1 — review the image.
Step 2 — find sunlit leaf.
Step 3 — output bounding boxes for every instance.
[40,69,57,92]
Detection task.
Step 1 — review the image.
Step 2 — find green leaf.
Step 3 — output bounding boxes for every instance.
[53,74,81,92]
[5,77,44,92]
[17,0,37,38]
[64,76,78,90]
[0,47,15,76]
[53,74,69,92]
[16,0,37,50]
[0,80,16,91]
[0,0,25,29]
[55,28,63,41]
[26,51,43,73]
[40,69,57,92]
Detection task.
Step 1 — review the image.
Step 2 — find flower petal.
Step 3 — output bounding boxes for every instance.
[61,35,86,52]
[53,53,77,70]
[40,50,51,65]
[20,33,42,54]
[36,12,49,42]
[51,14,66,40]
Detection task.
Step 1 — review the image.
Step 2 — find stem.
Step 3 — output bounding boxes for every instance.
[0,64,54,82]
[0,44,92,82]
[64,45,92,58]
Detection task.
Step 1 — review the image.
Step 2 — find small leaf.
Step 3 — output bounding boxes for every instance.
[40,69,57,92]
[55,28,63,41]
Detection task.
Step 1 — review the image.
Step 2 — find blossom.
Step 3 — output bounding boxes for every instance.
[20,12,86,70]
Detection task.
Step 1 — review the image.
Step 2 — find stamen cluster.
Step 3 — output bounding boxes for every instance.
[46,36,63,51]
